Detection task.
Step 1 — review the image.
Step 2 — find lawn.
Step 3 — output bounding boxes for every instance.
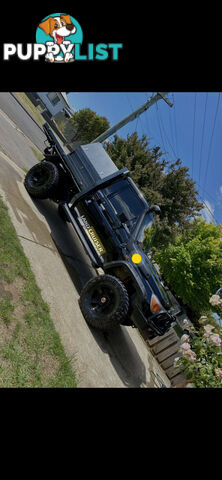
[0,196,77,387]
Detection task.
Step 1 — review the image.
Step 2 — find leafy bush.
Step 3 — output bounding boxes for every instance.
[174,295,222,388]
[154,219,222,317]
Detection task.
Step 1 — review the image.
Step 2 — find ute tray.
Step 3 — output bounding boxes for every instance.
[65,143,118,192]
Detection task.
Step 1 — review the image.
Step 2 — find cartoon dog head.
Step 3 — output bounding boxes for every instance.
[39,14,76,44]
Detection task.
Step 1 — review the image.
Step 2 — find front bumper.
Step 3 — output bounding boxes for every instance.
[131,303,176,336]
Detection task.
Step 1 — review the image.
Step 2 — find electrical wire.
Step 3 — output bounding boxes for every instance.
[125,93,143,137]
[156,102,177,159]
[195,180,218,206]
[197,193,219,225]
[172,93,179,156]
[169,100,177,156]
[198,92,208,185]
[155,102,168,157]
[191,92,197,178]
[203,92,221,191]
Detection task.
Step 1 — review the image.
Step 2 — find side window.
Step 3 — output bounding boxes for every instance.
[107,182,144,231]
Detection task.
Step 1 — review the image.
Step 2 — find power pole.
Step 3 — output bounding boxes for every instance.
[91,92,173,143]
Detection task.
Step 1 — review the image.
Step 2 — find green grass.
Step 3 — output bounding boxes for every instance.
[0,197,77,388]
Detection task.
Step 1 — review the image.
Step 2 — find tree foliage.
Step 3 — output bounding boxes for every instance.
[105,133,203,248]
[154,219,222,318]
[68,108,110,144]
[67,108,203,249]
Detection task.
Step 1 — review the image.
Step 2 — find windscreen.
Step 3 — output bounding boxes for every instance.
[104,180,145,232]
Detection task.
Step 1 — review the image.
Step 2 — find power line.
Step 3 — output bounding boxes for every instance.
[172,93,179,156]
[126,93,134,112]
[156,102,177,159]
[203,92,221,191]
[155,102,168,157]
[196,180,218,206]
[191,92,197,178]
[145,109,154,142]
[168,99,177,156]
[198,193,219,225]
[125,94,145,137]
[198,92,208,185]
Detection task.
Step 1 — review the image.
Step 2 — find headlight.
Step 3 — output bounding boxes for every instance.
[150,294,163,314]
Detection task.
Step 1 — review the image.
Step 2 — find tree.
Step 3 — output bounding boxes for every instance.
[68,108,110,144]
[105,133,203,248]
[154,218,222,319]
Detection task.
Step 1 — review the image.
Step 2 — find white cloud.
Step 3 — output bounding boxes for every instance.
[201,199,215,223]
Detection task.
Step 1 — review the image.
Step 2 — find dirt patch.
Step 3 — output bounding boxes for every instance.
[0,277,24,302]
[0,321,15,345]
[0,277,25,343]
[40,352,60,381]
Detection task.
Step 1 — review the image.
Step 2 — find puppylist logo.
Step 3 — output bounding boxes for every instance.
[3,13,123,63]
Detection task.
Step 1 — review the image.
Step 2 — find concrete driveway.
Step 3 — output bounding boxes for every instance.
[0,98,171,388]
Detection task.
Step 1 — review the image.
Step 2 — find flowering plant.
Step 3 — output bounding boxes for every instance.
[174,295,222,388]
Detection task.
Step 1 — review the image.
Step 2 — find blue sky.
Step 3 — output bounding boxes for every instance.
[67,92,222,226]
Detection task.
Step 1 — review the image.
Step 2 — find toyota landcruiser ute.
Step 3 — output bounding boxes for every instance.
[24,123,179,339]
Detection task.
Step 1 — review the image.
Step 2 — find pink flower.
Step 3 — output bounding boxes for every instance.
[181,334,190,344]
[209,334,221,346]
[179,342,196,362]
[184,349,196,362]
[203,324,215,337]
[179,342,191,353]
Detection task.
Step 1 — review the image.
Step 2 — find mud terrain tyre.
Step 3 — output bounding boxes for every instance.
[80,274,129,331]
[24,161,59,199]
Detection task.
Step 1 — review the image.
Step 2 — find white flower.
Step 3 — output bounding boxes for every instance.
[183,319,189,326]
[209,294,222,307]
[215,367,222,379]
[181,334,190,344]
[173,357,180,368]
[199,316,208,325]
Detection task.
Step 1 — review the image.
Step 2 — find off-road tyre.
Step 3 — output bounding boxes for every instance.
[24,161,59,199]
[80,274,129,331]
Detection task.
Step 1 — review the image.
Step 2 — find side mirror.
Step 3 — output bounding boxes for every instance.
[148,205,161,215]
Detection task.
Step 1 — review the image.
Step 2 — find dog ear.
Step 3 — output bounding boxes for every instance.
[60,14,72,25]
[39,17,56,36]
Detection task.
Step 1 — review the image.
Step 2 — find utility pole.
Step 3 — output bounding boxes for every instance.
[91,92,173,143]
